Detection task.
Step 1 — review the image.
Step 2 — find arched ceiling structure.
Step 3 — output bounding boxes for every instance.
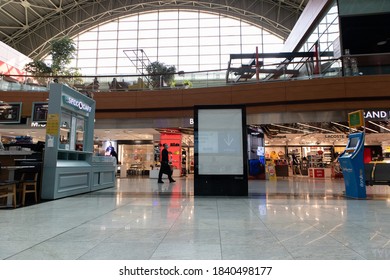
[0,0,308,60]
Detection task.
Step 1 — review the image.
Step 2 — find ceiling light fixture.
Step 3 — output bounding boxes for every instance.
[330,122,357,131]
[362,126,378,133]
[271,124,310,133]
[297,123,335,133]
[368,121,390,132]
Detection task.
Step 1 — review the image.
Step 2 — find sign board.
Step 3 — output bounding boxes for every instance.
[348,110,364,128]
[46,114,59,136]
[0,102,22,123]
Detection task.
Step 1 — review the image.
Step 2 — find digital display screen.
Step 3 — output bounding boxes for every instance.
[0,102,22,123]
[197,108,244,175]
[347,137,359,148]
[32,102,49,123]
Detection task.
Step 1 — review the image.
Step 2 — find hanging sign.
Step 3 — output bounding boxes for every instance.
[348,110,364,128]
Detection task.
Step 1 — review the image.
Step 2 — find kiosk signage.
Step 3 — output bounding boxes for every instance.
[338,132,366,199]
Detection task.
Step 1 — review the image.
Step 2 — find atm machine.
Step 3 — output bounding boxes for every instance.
[338,132,366,199]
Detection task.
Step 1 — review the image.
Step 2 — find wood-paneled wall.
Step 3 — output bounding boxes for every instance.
[2,75,390,120]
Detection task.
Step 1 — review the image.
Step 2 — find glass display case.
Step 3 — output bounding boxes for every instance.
[58,110,85,151]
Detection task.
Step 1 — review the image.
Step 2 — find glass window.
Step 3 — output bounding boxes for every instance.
[77,49,98,59]
[118,30,138,39]
[159,37,178,47]
[78,40,98,50]
[117,39,138,49]
[139,13,158,21]
[199,36,219,46]
[220,26,240,36]
[99,21,118,31]
[98,31,118,40]
[97,58,116,67]
[76,117,85,151]
[179,46,199,56]
[179,28,199,38]
[158,11,178,20]
[67,10,285,75]
[200,27,219,36]
[178,19,199,29]
[179,11,199,20]
[78,31,98,41]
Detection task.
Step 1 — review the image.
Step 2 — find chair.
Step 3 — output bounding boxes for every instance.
[0,162,18,208]
[18,172,39,206]
[0,163,18,208]
[0,182,17,208]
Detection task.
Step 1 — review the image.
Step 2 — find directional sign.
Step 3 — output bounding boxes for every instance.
[218,131,241,153]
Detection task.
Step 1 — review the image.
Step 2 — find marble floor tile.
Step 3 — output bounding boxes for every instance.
[221,243,293,260]
[1,175,389,260]
[78,241,158,260]
[7,241,100,260]
[151,243,222,260]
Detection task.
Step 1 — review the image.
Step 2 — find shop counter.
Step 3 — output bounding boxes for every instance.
[275,164,289,177]
[308,167,332,179]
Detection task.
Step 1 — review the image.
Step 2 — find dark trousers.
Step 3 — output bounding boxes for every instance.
[158,162,173,181]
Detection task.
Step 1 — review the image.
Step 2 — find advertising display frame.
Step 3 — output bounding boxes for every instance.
[194,104,248,196]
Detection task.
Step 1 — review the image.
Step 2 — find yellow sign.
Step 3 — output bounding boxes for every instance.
[348,110,364,128]
[46,114,59,136]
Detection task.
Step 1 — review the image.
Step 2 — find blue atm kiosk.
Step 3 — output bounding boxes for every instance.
[338,132,366,199]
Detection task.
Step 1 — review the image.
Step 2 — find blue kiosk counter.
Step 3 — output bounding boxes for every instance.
[41,84,116,200]
[338,132,366,199]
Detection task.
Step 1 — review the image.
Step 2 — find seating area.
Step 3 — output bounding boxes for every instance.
[0,171,39,208]
[0,160,42,208]
[0,180,17,208]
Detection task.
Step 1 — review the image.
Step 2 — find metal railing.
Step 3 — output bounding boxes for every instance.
[1,53,389,94]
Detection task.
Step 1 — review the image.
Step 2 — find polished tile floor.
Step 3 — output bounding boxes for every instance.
[1,175,390,260]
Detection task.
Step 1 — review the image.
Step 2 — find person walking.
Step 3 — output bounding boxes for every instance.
[158,143,175,183]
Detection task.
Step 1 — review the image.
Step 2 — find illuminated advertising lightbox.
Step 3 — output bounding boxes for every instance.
[197,108,244,175]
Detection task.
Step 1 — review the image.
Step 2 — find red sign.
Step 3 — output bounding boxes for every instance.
[314,169,324,178]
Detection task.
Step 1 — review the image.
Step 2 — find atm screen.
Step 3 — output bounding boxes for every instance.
[347,137,358,148]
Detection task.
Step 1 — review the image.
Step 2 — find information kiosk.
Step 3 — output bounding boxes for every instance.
[338,132,366,199]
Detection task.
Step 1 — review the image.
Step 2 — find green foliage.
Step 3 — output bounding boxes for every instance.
[50,37,76,76]
[183,80,193,87]
[145,61,176,88]
[170,79,193,88]
[23,60,52,84]
[24,36,78,83]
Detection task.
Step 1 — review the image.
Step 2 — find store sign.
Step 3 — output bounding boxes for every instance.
[31,122,46,128]
[324,134,346,139]
[364,110,390,120]
[63,95,92,113]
